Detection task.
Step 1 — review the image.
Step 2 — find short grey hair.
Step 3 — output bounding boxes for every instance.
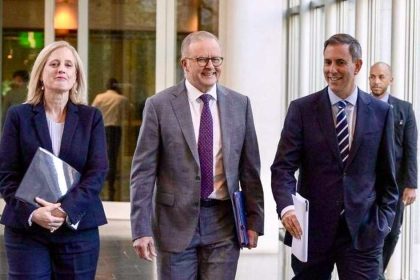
[180,31,220,58]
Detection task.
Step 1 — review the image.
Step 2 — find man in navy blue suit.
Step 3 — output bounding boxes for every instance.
[271,34,399,279]
[369,62,417,280]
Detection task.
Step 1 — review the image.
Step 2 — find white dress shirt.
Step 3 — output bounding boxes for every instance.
[185,80,228,200]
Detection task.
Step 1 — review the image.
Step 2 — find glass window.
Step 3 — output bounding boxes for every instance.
[1,0,45,129]
[54,0,78,47]
[309,4,325,93]
[88,0,157,202]
[175,0,219,83]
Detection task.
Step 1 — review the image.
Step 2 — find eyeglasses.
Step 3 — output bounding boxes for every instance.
[185,57,224,67]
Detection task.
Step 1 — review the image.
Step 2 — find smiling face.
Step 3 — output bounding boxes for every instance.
[323,43,362,99]
[42,47,77,95]
[181,38,222,93]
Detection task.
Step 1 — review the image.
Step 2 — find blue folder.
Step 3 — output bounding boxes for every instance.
[232,191,249,248]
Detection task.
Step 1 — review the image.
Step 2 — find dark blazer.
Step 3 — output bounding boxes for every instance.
[130,81,264,252]
[271,87,398,256]
[388,95,417,191]
[0,102,108,230]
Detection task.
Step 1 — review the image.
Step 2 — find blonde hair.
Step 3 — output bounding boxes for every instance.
[26,41,87,105]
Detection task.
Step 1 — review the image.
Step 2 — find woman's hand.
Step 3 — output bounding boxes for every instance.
[32,197,66,232]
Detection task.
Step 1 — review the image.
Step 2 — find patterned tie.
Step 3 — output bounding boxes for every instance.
[336,100,350,164]
[198,94,213,199]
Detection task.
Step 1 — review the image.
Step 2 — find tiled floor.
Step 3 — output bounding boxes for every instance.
[0,221,155,280]
[0,220,280,280]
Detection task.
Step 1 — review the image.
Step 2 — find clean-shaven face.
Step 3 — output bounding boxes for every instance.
[369,64,393,98]
[42,47,77,94]
[323,44,362,99]
[182,38,222,93]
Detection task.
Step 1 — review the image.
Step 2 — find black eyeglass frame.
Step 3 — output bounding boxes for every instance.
[184,56,224,67]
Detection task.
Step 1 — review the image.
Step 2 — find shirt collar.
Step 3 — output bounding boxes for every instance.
[371,92,390,103]
[185,79,218,103]
[328,86,358,106]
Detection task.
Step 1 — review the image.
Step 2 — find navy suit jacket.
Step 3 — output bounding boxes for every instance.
[0,102,108,230]
[388,95,417,191]
[271,88,398,256]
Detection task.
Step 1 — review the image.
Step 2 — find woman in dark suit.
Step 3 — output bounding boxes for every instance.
[0,41,108,279]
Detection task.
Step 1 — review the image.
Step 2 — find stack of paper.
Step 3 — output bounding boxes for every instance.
[292,193,309,262]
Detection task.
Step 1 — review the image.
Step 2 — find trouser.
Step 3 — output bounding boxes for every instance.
[292,216,383,280]
[105,126,122,200]
[156,200,240,280]
[5,226,100,280]
[379,196,404,280]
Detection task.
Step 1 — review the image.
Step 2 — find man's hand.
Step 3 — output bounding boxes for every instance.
[281,210,302,239]
[32,197,65,232]
[403,188,416,206]
[133,236,157,261]
[246,230,259,250]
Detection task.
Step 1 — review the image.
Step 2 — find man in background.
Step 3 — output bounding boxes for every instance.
[2,70,29,128]
[130,31,264,279]
[92,78,128,201]
[369,62,417,280]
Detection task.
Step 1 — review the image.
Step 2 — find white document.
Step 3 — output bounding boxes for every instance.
[291,193,309,262]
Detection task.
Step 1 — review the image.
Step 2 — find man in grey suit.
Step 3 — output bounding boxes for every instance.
[130,31,264,280]
[369,62,417,280]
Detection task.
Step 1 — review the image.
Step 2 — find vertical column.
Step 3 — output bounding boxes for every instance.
[44,0,55,45]
[78,0,88,101]
[391,0,405,99]
[324,0,337,38]
[218,0,283,257]
[355,0,368,91]
[387,1,407,278]
[155,0,176,93]
[299,0,311,97]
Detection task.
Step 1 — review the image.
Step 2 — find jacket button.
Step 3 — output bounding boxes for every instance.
[195,176,200,180]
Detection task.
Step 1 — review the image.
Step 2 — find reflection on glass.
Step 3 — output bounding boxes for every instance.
[176,0,219,82]
[1,0,45,127]
[54,0,78,46]
[89,0,157,202]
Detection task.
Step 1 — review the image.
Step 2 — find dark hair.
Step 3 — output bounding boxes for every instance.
[324,33,362,61]
[12,70,29,83]
[107,78,122,95]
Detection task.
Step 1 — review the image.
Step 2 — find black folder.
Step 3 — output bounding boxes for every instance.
[232,191,249,248]
[15,147,81,207]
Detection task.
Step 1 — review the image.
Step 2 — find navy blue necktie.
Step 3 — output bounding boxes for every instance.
[198,94,213,199]
[336,101,349,164]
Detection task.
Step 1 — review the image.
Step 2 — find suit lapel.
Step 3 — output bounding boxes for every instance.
[316,89,342,165]
[33,104,53,152]
[59,102,79,159]
[217,86,232,171]
[346,90,371,167]
[171,82,200,165]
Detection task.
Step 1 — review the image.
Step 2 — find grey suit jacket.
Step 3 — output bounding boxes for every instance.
[130,81,264,252]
